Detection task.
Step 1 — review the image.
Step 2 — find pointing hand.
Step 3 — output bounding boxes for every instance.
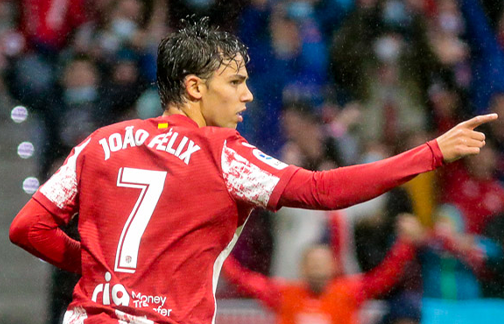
[436,113,498,163]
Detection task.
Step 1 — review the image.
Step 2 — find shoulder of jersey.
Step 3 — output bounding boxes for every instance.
[199,126,241,141]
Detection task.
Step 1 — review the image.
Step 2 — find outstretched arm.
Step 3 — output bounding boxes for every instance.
[9,198,81,274]
[435,114,496,162]
[432,218,504,277]
[435,232,486,275]
[359,215,425,300]
[278,114,497,210]
[222,255,284,312]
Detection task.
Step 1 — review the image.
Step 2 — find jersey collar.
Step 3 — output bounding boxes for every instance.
[160,114,200,128]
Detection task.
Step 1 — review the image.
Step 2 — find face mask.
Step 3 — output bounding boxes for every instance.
[64,86,98,104]
[438,13,463,35]
[286,1,314,20]
[382,0,408,28]
[374,35,402,63]
[112,18,137,40]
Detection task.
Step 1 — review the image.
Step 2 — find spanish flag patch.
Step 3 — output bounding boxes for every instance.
[158,123,169,129]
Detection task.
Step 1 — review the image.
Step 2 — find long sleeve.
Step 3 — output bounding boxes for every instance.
[278,140,443,210]
[9,198,81,274]
[359,240,416,301]
[222,256,284,312]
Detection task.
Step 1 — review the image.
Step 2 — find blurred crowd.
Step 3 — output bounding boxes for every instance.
[3,0,504,323]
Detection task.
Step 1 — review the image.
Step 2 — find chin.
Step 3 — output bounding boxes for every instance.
[224,122,238,129]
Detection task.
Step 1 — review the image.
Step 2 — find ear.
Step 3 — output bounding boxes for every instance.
[184,75,204,101]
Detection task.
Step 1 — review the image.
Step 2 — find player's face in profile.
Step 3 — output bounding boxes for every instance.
[200,54,253,129]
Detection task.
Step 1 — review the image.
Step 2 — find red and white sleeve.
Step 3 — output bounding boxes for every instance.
[9,137,93,274]
[221,134,298,210]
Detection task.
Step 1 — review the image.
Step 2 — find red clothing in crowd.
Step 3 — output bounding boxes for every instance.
[20,0,87,49]
[223,241,416,324]
[439,161,504,234]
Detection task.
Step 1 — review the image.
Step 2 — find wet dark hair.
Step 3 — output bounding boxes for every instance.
[156,17,249,108]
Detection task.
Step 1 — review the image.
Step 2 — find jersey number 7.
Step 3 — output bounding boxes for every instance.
[114,167,167,273]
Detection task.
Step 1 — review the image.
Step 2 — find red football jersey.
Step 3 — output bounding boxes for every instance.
[33,114,298,324]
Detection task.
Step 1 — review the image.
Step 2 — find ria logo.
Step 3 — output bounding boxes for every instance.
[92,272,130,306]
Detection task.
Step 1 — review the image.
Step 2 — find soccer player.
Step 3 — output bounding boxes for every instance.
[9,18,497,324]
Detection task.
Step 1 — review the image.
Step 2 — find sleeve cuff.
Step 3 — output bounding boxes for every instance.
[32,191,75,224]
[267,165,300,211]
[426,139,445,169]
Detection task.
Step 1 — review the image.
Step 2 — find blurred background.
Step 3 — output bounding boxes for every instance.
[2,0,504,323]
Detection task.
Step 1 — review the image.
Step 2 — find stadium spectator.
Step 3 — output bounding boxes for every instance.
[329,0,436,144]
[438,143,504,235]
[271,99,369,279]
[279,100,341,170]
[425,0,470,91]
[99,49,146,125]
[487,93,504,183]
[236,1,329,153]
[353,187,423,324]
[454,0,504,115]
[419,204,504,299]
[222,214,425,324]
[95,0,146,55]
[428,81,468,135]
[482,211,504,298]
[19,0,87,54]
[58,55,102,152]
[0,1,20,120]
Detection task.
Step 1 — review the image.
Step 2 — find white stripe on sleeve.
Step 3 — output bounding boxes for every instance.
[221,140,280,208]
[40,138,91,209]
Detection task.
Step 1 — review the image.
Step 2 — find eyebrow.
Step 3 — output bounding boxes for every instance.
[231,74,248,81]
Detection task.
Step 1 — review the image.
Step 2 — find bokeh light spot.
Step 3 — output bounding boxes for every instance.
[22,177,39,194]
[11,106,28,123]
[17,141,35,159]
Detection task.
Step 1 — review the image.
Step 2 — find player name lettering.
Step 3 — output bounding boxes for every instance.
[98,126,201,165]
[99,126,150,161]
[147,128,200,165]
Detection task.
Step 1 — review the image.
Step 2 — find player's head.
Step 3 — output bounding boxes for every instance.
[157,17,253,129]
[300,244,339,295]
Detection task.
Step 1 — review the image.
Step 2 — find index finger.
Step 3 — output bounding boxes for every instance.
[461,113,499,130]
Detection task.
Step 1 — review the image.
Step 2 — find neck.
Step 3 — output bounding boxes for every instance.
[164,103,206,127]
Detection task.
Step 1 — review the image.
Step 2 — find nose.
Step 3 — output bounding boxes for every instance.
[242,84,254,103]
